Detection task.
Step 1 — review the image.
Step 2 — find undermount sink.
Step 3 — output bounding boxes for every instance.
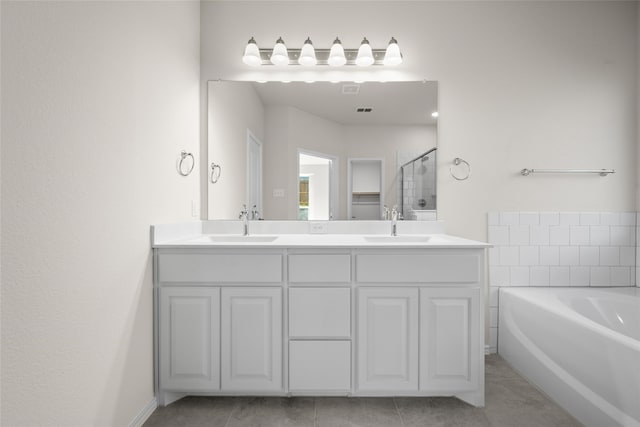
[364,235,431,243]
[206,235,279,243]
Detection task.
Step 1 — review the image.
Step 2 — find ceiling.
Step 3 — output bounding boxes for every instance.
[252,81,438,126]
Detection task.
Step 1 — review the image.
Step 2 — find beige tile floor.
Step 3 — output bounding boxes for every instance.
[144,354,583,427]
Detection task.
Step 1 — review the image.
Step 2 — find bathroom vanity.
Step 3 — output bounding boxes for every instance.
[152,221,489,407]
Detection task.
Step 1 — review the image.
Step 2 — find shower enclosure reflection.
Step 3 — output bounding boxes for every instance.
[400,148,437,220]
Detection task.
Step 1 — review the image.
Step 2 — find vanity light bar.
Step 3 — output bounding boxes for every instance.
[243,37,403,66]
[256,48,389,66]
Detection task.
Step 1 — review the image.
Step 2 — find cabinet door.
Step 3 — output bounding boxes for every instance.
[357,287,419,391]
[420,287,480,392]
[159,287,220,391]
[221,287,282,391]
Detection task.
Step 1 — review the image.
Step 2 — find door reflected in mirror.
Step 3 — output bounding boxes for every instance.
[207,80,437,220]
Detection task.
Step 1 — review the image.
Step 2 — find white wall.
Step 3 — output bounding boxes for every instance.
[1,2,200,425]
[201,1,638,241]
[637,4,640,288]
[263,105,292,219]
[208,81,264,218]
[0,1,3,417]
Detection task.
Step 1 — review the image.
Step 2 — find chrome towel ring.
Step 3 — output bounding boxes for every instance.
[178,150,195,177]
[210,162,222,184]
[450,157,471,181]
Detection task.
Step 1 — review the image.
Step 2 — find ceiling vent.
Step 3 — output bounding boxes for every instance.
[342,84,360,95]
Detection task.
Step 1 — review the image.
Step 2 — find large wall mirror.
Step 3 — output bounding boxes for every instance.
[207,80,437,221]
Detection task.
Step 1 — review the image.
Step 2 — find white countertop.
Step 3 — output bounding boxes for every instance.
[153,233,490,249]
[151,221,491,249]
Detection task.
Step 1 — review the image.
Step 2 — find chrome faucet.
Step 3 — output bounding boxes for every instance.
[382,205,390,221]
[251,205,260,221]
[391,205,399,236]
[239,204,249,236]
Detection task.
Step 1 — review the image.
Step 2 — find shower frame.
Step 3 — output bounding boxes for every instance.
[399,147,437,218]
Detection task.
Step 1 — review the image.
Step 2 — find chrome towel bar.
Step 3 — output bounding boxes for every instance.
[520,168,615,177]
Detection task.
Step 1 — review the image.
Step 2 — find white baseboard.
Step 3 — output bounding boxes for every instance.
[128,397,158,427]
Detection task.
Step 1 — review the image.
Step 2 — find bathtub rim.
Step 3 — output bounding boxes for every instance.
[498,286,640,427]
[499,286,640,350]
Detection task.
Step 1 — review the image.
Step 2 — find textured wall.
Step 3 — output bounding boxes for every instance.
[1,1,200,425]
[201,1,638,242]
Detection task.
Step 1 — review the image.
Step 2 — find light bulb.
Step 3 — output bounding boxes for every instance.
[298,37,317,66]
[328,37,347,67]
[270,37,289,66]
[242,37,261,66]
[355,37,375,66]
[383,37,403,66]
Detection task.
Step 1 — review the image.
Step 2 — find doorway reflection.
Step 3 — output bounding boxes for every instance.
[298,152,333,220]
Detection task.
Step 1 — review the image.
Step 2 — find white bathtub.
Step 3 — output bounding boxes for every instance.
[499,287,640,427]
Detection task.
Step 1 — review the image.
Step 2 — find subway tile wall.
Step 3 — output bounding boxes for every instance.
[487,211,637,353]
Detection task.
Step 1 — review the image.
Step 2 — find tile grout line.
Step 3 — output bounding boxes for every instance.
[392,397,406,427]
[313,397,318,427]
[222,397,239,427]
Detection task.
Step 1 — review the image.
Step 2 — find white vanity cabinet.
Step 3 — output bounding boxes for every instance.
[357,287,419,392]
[154,245,485,407]
[221,287,282,391]
[155,250,284,404]
[159,287,220,392]
[420,287,480,394]
[354,249,484,406]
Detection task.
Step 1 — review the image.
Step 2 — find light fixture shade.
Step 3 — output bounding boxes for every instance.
[383,37,403,66]
[298,37,317,66]
[328,37,347,67]
[242,37,261,66]
[270,37,289,65]
[355,37,375,66]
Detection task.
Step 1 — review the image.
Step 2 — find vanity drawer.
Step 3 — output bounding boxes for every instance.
[289,287,351,338]
[289,341,351,391]
[158,253,282,283]
[356,253,480,283]
[288,254,351,283]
